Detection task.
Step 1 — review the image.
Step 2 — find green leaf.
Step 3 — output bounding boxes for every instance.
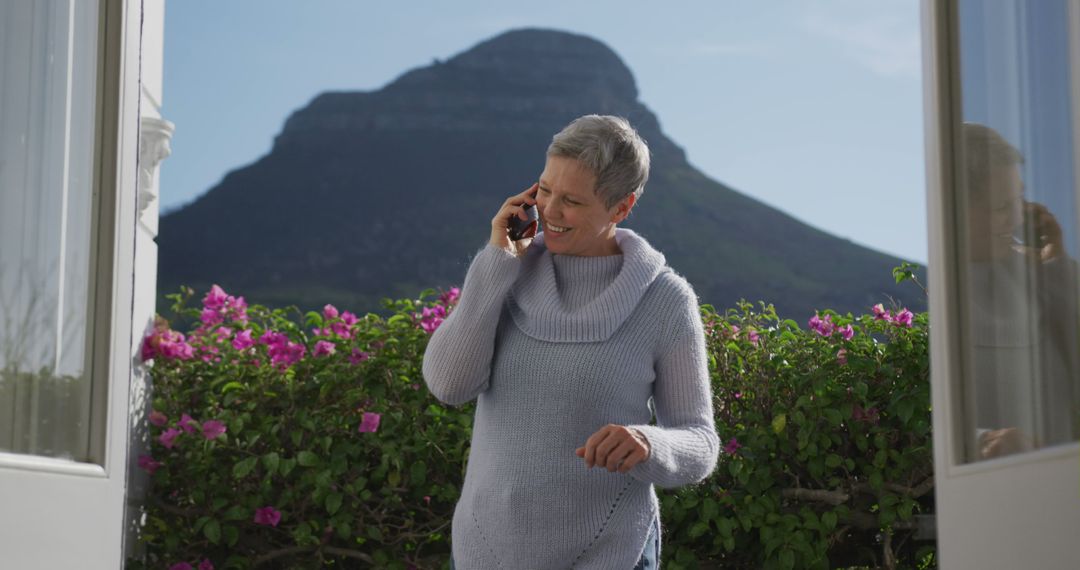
[689,521,709,538]
[771,414,787,434]
[280,457,297,477]
[702,497,720,520]
[204,519,221,544]
[220,381,245,394]
[825,454,842,468]
[223,525,239,547]
[326,492,343,515]
[897,398,916,424]
[262,452,280,474]
[780,548,795,570]
[232,456,258,479]
[297,451,319,467]
[822,511,838,531]
[410,461,427,486]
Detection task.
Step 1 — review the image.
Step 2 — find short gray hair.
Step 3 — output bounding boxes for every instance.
[547,115,650,210]
[962,122,1024,197]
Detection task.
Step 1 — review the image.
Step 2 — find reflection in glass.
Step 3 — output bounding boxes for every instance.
[957,0,1080,462]
[0,0,100,461]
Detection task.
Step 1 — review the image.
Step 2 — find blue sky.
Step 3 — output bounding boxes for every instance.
[162,0,926,262]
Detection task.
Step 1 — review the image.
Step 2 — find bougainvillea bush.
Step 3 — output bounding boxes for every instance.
[133,285,470,569]
[134,273,932,570]
[663,296,934,570]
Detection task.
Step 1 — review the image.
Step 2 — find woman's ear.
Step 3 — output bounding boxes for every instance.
[611,193,637,223]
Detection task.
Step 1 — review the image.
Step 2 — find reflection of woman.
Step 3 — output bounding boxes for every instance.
[423,115,719,568]
[961,123,1080,459]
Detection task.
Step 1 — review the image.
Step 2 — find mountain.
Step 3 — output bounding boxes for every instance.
[158,28,924,321]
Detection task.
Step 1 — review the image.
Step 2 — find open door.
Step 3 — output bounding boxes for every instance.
[923,0,1080,567]
[0,0,147,566]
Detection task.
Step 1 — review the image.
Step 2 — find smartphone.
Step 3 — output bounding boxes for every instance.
[508,201,538,241]
[1016,201,1049,249]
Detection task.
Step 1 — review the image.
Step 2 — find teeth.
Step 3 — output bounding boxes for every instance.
[547,224,570,233]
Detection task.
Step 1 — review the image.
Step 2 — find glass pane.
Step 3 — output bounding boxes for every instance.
[0,0,100,461]
[956,0,1080,462]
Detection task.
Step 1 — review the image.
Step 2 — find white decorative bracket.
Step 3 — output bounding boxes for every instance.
[138,116,175,237]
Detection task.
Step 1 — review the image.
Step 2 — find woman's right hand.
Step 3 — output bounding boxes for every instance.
[490,183,539,257]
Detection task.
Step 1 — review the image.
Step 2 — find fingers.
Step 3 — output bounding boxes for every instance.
[492,184,539,228]
[583,428,611,468]
[609,440,645,473]
[502,183,539,208]
[580,425,648,472]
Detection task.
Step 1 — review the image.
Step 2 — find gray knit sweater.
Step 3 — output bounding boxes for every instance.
[422,228,719,569]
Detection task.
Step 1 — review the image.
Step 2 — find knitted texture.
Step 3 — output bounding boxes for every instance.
[422,228,719,569]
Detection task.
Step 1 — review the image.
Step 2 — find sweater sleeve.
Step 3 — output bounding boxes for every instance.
[422,243,523,406]
[627,287,720,488]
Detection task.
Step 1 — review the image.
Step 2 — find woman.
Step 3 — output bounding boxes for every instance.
[422,115,719,569]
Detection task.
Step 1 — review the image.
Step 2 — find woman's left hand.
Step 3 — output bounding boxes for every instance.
[576,424,651,473]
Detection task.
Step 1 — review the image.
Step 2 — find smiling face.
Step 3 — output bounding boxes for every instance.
[537,155,636,257]
[967,162,1025,260]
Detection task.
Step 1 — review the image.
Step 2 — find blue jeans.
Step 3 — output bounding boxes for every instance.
[449,517,660,569]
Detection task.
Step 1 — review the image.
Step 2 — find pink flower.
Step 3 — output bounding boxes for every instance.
[439,287,461,306]
[169,563,193,570]
[839,324,855,341]
[268,340,306,369]
[417,305,447,334]
[423,495,432,505]
[330,321,352,339]
[723,437,742,454]
[313,340,336,357]
[259,330,286,346]
[179,414,199,434]
[894,309,914,327]
[733,391,742,400]
[201,420,227,440]
[837,348,848,365]
[323,304,339,320]
[228,296,248,323]
[199,307,223,327]
[137,454,163,474]
[203,285,229,311]
[872,303,892,321]
[350,349,370,365]
[808,313,835,337]
[232,329,254,351]
[198,560,215,570]
[159,428,182,449]
[358,412,381,433]
[142,326,195,362]
[853,404,880,425]
[341,311,358,326]
[747,329,760,345]
[253,506,281,527]
[148,410,168,427]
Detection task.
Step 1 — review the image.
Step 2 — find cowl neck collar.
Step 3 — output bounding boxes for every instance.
[507,228,669,342]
